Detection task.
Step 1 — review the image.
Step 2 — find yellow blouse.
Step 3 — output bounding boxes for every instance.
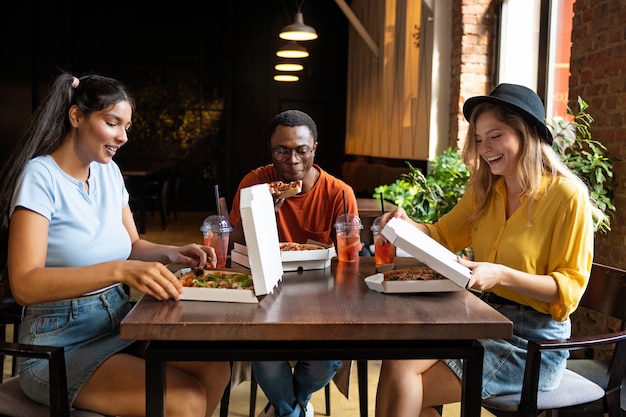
[425,176,594,321]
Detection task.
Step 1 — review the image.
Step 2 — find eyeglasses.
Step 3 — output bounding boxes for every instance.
[271,145,314,161]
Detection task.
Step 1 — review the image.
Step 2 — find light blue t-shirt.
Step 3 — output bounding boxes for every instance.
[10,155,132,267]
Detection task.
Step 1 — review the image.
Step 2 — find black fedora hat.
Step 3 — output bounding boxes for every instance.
[463,83,553,145]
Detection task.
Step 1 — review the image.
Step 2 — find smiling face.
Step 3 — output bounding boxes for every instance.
[474,109,522,180]
[71,100,133,165]
[269,124,317,182]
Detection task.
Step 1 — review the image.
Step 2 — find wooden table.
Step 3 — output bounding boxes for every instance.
[356,197,397,218]
[121,257,512,417]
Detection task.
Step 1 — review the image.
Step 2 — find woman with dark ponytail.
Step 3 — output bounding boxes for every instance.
[0,72,230,416]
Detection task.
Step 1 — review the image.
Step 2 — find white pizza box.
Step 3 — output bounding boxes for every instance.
[232,242,335,271]
[364,271,467,293]
[364,217,471,293]
[178,183,283,303]
[175,267,261,303]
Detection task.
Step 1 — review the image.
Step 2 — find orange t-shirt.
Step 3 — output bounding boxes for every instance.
[229,164,359,246]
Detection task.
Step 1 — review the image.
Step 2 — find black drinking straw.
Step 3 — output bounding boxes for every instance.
[379,192,385,215]
[342,190,347,218]
[214,184,221,217]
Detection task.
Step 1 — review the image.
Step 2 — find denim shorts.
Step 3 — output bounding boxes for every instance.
[444,300,570,399]
[18,285,134,407]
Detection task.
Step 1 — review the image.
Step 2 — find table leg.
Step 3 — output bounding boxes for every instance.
[357,360,368,417]
[146,346,165,417]
[460,341,484,417]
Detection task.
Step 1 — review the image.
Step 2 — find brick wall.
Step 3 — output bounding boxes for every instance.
[451,0,497,150]
[569,0,626,268]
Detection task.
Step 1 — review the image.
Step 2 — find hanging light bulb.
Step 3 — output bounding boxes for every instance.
[279,12,318,41]
[276,41,309,58]
[274,74,300,82]
[275,62,304,72]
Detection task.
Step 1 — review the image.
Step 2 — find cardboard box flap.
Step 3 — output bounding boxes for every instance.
[234,242,249,256]
[234,242,336,265]
[364,272,465,293]
[381,217,471,289]
[240,184,284,295]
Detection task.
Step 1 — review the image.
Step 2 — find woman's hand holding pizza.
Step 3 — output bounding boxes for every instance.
[117,260,184,301]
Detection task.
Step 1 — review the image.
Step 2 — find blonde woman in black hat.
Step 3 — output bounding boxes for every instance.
[375,83,599,416]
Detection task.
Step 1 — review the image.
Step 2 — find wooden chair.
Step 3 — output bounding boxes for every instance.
[1,265,20,383]
[0,340,106,417]
[481,262,626,417]
[0,264,106,417]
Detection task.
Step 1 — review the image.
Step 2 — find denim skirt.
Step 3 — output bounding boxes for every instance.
[444,300,570,400]
[18,285,134,407]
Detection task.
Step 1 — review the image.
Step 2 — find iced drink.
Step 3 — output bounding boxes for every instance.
[200,215,233,268]
[334,214,363,263]
[337,234,361,262]
[371,217,396,266]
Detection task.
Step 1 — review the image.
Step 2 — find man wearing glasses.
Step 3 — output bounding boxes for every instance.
[228,109,358,417]
[229,109,359,249]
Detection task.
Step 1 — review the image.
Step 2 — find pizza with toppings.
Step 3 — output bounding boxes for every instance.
[383,266,445,281]
[268,180,303,199]
[279,242,326,251]
[178,268,254,290]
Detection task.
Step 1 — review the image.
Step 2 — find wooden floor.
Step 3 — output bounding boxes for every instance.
[2,210,495,416]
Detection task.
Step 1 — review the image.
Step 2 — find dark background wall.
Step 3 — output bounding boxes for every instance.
[0,0,349,212]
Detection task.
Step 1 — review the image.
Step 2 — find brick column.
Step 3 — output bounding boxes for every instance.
[450,0,497,149]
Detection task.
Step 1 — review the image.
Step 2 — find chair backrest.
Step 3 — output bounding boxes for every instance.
[579,262,626,328]
[577,262,626,399]
[0,263,13,305]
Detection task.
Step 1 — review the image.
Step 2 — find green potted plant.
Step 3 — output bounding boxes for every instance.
[373,147,470,225]
[548,97,615,233]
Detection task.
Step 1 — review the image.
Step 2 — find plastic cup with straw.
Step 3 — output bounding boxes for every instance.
[371,192,396,267]
[334,190,363,262]
[200,185,232,268]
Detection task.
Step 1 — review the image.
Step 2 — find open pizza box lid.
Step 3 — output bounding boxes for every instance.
[178,183,283,303]
[364,217,471,293]
[232,241,335,271]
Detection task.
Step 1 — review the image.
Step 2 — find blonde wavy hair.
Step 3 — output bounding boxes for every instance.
[461,102,600,226]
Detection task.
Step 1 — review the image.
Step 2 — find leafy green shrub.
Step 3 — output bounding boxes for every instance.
[548,97,615,233]
[373,147,470,224]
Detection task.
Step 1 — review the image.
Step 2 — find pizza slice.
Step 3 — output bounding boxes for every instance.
[268,180,303,199]
[383,266,445,281]
[178,268,254,290]
[279,242,326,251]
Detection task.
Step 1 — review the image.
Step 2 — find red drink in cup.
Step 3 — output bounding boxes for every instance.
[371,217,396,266]
[334,214,363,263]
[337,234,361,262]
[201,215,233,268]
[203,232,230,268]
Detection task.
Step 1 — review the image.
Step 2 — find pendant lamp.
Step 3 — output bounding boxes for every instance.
[275,62,304,72]
[279,12,318,41]
[276,41,309,58]
[274,74,300,82]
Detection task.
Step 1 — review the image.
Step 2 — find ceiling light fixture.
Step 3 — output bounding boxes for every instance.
[276,41,309,58]
[274,74,300,82]
[279,12,318,41]
[275,62,304,72]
